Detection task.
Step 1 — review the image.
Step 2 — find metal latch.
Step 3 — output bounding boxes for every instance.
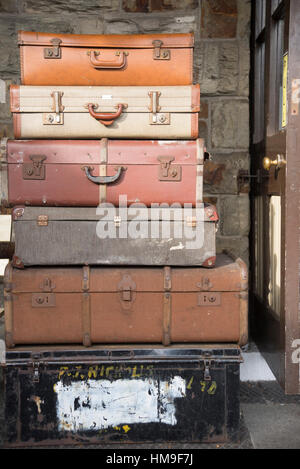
[114,216,121,227]
[32,277,56,308]
[122,288,132,301]
[204,360,212,381]
[186,216,197,227]
[30,354,42,383]
[198,292,221,306]
[237,169,268,193]
[118,274,136,308]
[148,91,170,125]
[0,339,5,366]
[43,91,64,125]
[44,38,62,59]
[37,215,48,226]
[152,40,170,60]
[158,156,181,181]
[23,155,46,180]
[32,293,56,307]
[40,277,56,292]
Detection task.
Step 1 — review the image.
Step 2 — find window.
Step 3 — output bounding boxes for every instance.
[268,0,286,134]
[253,0,266,144]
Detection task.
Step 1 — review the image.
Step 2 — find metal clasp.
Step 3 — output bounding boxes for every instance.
[148,91,170,125]
[157,156,181,181]
[114,216,121,227]
[186,216,197,227]
[30,354,42,383]
[152,40,170,60]
[44,38,62,59]
[40,277,56,292]
[118,274,136,307]
[37,215,48,226]
[43,91,64,125]
[204,360,212,381]
[23,155,46,180]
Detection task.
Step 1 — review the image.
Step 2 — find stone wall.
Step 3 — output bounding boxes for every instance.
[0,0,251,263]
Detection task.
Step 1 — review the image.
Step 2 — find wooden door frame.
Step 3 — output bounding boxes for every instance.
[250,0,300,394]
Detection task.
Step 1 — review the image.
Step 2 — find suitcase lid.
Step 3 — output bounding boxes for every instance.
[18,31,194,49]
[4,344,242,366]
[12,204,218,223]
[10,85,200,113]
[4,254,246,295]
[6,138,205,165]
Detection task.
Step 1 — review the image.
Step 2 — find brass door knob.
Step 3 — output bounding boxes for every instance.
[263,155,286,171]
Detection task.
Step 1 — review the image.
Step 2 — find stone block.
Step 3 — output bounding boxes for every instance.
[194,41,239,96]
[0,78,19,121]
[211,99,249,149]
[194,42,219,95]
[0,20,19,76]
[70,18,104,34]
[150,0,198,11]
[122,0,149,13]
[218,194,250,236]
[199,101,209,119]
[219,42,239,94]
[204,152,250,194]
[203,196,218,207]
[0,123,14,139]
[237,0,251,39]
[0,0,23,13]
[239,43,250,96]
[216,235,249,265]
[103,13,197,34]
[122,0,198,12]
[24,0,120,14]
[198,121,208,145]
[201,0,238,39]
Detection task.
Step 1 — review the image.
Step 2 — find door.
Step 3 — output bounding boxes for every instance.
[250,0,300,394]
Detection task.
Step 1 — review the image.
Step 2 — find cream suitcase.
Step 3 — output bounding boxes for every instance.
[10,85,200,139]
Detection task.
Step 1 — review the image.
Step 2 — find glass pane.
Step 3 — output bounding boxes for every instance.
[267,5,285,135]
[253,42,265,143]
[271,0,280,14]
[256,0,267,36]
[254,196,264,299]
[268,196,281,317]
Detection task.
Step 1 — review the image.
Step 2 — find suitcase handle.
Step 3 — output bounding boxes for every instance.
[87,103,126,126]
[83,165,125,184]
[88,50,128,69]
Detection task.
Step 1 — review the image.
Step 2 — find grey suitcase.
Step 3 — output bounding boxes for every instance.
[12,204,218,268]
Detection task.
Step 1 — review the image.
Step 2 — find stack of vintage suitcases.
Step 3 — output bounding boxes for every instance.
[1,31,248,446]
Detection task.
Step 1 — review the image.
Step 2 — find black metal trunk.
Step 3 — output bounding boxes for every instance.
[3,345,242,447]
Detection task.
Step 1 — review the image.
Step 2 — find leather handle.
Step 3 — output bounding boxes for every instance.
[87,103,125,126]
[83,165,124,184]
[88,50,127,69]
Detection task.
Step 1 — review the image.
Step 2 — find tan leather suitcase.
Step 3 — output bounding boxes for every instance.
[1,138,206,207]
[18,31,194,86]
[4,253,248,348]
[10,84,200,139]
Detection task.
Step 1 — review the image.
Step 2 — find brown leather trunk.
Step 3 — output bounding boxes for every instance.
[2,138,205,207]
[4,253,248,348]
[18,31,194,86]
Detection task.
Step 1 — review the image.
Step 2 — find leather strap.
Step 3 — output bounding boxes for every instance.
[162,266,172,346]
[0,138,8,208]
[100,138,107,204]
[82,266,91,347]
[4,263,14,348]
